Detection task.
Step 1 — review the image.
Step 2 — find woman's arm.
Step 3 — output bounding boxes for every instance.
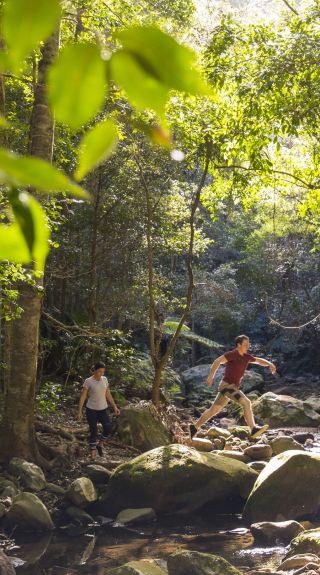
[106,388,120,416]
[77,388,88,420]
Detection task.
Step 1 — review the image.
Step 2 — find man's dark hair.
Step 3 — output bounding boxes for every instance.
[235,334,249,346]
[92,361,106,372]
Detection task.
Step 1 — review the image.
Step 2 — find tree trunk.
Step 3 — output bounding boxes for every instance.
[0,28,60,463]
[149,140,212,406]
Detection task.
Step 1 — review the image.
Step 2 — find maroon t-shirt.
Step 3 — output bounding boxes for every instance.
[223,349,256,388]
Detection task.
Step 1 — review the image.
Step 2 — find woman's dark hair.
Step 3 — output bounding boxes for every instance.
[92,361,106,372]
[235,334,249,346]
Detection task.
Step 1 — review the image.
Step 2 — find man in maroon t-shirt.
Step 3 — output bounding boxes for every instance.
[190,334,276,440]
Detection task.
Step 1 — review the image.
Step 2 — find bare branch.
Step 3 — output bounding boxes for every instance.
[280,0,299,16]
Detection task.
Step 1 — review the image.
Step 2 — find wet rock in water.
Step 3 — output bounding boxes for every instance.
[207,426,231,440]
[252,393,320,428]
[110,559,167,575]
[292,432,315,445]
[116,406,170,452]
[243,451,320,524]
[5,492,54,532]
[189,438,214,452]
[167,549,241,575]
[244,444,272,461]
[270,436,305,455]
[247,461,267,472]
[0,550,16,575]
[251,520,304,543]
[8,458,46,491]
[286,528,320,558]
[65,506,95,525]
[66,477,97,507]
[115,508,156,525]
[278,553,320,571]
[85,465,111,484]
[228,426,251,439]
[0,478,19,499]
[97,444,258,516]
[218,451,250,463]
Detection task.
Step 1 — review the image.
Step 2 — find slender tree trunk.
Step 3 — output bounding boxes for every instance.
[138,140,212,406]
[88,169,102,326]
[0,28,60,463]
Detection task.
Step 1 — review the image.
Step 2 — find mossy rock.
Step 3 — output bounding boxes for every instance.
[243,451,320,524]
[286,528,320,558]
[116,405,170,452]
[5,492,54,532]
[167,550,241,575]
[96,444,257,517]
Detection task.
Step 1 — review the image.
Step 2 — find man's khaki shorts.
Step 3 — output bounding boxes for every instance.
[212,380,246,408]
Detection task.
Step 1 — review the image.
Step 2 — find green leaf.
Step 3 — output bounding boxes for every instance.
[3,0,61,72]
[116,26,209,95]
[48,44,107,130]
[110,50,169,114]
[0,223,30,263]
[6,191,50,271]
[75,119,118,181]
[0,149,88,197]
[25,194,50,271]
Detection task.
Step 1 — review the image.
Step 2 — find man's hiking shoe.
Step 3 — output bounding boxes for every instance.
[251,424,269,439]
[189,424,197,440]
[96,444,103,457]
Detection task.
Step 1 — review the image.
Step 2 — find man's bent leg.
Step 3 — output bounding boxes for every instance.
[237,395,255,429]
[234,392,268,438]
[189,392,229,439]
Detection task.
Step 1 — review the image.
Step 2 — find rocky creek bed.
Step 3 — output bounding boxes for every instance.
[2,379,320,575]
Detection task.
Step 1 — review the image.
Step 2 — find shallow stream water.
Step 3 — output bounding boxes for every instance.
[9,514,288,575]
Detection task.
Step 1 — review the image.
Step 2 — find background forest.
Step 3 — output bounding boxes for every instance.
[0,0,319,418]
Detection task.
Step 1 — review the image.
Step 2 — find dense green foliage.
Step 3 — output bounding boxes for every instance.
[0,0,320,402]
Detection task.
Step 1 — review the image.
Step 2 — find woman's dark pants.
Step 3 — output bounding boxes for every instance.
[86,407,112,450]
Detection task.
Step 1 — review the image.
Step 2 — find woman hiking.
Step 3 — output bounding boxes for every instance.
[78,361,120,460]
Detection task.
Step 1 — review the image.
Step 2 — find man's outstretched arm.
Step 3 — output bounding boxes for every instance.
[252,357,276,374]
[207,354,228,387]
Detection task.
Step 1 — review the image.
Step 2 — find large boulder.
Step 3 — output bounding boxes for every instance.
[167,550,241,575]
[8,458,46,491]
[97,444,257,516]
[0,551,16,575]
[5,492,54,532]
[252,393,320,428]
[243,451,320,524]
[286,528,320,558]
[116,406,170,452]
[66,477,97,507]
[110,560,167,575]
